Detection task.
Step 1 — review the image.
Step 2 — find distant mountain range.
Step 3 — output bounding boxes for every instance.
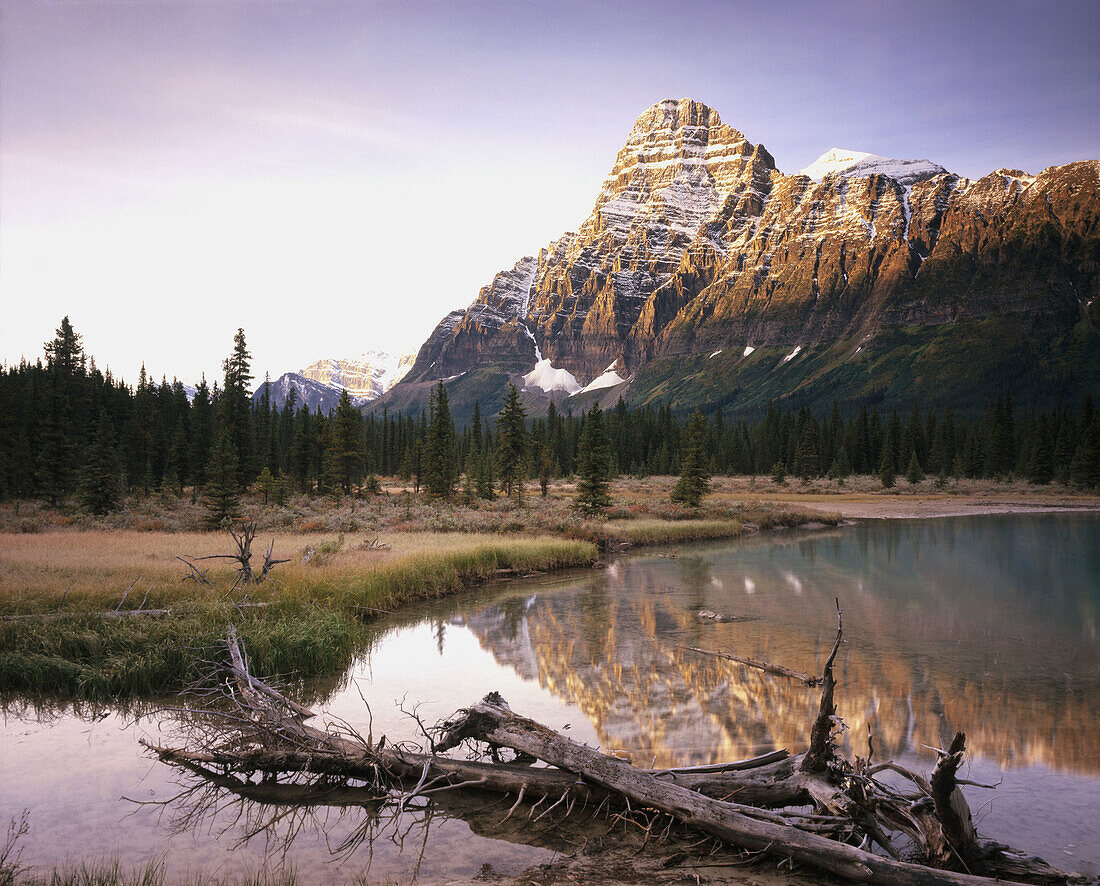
[371,97,1099,423]
[253,351,415,413]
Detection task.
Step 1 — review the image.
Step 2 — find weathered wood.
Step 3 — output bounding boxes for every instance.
[434,694,1034,886]
[145,624,1072,886]
[224,625,316,719]
[185,522,288,586]
[683,645,819,685]
[931,732,979,862]
[802,600,844,773]
[1,608,171,622]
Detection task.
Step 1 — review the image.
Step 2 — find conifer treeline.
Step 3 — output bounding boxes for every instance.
[2,319,1099,511]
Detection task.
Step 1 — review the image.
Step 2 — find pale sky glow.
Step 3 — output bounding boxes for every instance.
[1,0,1097,387]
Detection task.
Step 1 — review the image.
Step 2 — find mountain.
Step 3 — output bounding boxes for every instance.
[798,148,947,185]
[377,98,1100,422]
[253,372,367,414]
[300,352,415,400]
[254,351,415,413]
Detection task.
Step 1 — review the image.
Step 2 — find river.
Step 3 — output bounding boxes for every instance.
[2,514,1098,882]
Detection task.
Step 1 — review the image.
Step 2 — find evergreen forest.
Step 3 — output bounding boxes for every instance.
[2,318,1099,515]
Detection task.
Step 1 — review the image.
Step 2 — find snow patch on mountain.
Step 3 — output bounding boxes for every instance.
[577,359,628,394]
[780,345,802,364]
[522,359,582,395]
[742,345,756,357]
[800,149,948,186]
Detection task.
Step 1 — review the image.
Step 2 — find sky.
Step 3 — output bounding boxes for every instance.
[1,0,1097,388]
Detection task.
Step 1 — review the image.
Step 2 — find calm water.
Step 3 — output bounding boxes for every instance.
[2,514,1098,882]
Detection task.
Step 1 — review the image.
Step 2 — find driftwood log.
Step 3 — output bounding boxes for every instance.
[144,623,1075,885]
[1,608,171,622]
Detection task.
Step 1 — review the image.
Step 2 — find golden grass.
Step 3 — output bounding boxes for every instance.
[0,529,597,700]
[0,488,852,702]
[598,518,746,545]
[0,531,586,606]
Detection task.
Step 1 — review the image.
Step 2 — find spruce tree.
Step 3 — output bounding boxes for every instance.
[496,384,528,501]
[539,445,554,497]
[827,446,852,481]
[1069,417,1100,491]
[202,430,241,528]
[905,450,924,484]
[255,466,276,504]
[1027,415,1055,485]
[220,328,255,486]
[476,445,496,500]
[327,390,364,493]
[879,444,897,489]
[290,407,315,493]
[792,424,820,481]
[424,381,456,498]
[574,405,612,516]
[78,411,121,515]
[671,410,710,508]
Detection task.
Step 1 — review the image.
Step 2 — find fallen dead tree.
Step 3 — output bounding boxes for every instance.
[1,608,170,622]
[144,617,1076,885]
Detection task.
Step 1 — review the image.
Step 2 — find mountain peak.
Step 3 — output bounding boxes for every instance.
[631,98,724,134]
[800,148,948,186]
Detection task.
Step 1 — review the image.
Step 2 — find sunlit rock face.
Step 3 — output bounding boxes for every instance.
[393,97,1098,412]
[301,352,415,401]
[405,98,777,385]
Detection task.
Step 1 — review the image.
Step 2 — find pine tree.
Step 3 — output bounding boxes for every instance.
[827,446,852,481]
[1069,415,1100,491]
[671,410,710,508]
[220,328,255,486]
[878,444,897,489]
[792,423,820,481]
[327,390,364,493]
[255,466,276,504]
[189,377,214,487]
[476,445,496,500]
[78,411,121,514]
[905,450,924,484]
[1027,415,1055,485]
[574,405,612,516]
[538,445,554,497]
[496,384,528,501]
[423,381,456,498]
[202,430,241,528]
[165,425,189,491]
[770,461,787,484]
[290,407,315,493]
[884,410,902,475]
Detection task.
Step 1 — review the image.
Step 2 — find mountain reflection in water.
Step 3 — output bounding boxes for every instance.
[454,515,1100,774]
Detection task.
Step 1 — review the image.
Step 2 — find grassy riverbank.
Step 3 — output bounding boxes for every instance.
[0,532,597,701]
[0,480,851,702]
[6,471,1095,704]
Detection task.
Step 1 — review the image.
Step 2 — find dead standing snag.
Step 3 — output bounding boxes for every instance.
[179,521,290,587]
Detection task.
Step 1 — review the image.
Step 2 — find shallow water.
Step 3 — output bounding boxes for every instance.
[2,514,1098,881]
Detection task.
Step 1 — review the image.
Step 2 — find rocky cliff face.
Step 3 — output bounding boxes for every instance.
[391,98,1099,417]
[302,351,415,400]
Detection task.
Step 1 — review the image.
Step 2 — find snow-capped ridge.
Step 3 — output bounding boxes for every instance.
[800,148,948,186]
[301,351,415,401]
